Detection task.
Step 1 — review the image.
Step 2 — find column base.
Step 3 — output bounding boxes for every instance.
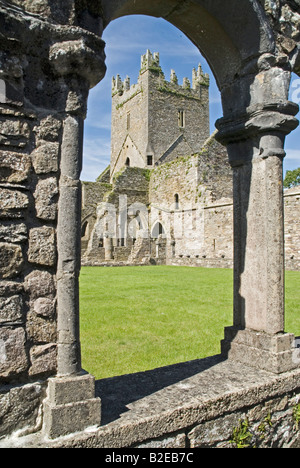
[43,373,101,439]
[221,326,299,374]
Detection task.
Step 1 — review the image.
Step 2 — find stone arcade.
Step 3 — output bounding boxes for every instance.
[1,0,300,448]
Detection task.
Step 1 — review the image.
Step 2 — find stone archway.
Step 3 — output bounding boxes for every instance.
[0,0,300,442]
[101,0,299,372]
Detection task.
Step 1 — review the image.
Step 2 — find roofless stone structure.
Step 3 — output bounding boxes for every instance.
[0,0,300,447]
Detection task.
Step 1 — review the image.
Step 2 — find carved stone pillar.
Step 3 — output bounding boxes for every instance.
[42,33,106,438]
[217,85,299,373]
[104,232,113,260]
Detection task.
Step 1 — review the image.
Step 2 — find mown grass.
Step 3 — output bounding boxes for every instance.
[79,266,299,380]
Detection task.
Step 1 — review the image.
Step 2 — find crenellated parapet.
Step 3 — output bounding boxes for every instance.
[112,49,210,102]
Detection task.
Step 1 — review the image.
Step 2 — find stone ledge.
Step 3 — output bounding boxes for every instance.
[1,356,300,447]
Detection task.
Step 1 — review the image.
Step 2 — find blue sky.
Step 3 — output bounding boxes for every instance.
[82,15,300,182]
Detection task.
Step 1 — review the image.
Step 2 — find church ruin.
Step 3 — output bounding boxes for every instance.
[0,0,300,448]
[81,50,300,271]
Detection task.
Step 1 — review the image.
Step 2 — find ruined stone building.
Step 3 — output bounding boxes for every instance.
[2,0,300,448]
[81,50,300,271]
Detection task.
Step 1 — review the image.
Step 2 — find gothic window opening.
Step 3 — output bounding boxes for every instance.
[147,155,153,166]
[152,222,165,238]
[175,193,180,210]
[81,221,88,238]
[125,157,130,167]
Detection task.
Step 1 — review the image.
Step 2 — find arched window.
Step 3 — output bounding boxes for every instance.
[81,221,88,238]
[174,194,179,210]
[125,157,130,167]
[151,222,165,238]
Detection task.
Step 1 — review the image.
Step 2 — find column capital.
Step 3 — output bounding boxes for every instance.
[49,33,106,89]
[215,102,299,167]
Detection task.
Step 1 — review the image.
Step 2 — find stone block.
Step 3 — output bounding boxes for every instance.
[43,374,101,439]
[47,374,97,405]
[0,382,44,438]
[0,242,24,279]
[0,327,28,379]
[0,118,30,149]
[0,295,24,324]
[26,311,57,344]
[33,297,56,318]
[31,141,59,174]
[34,176,58,220]
[0,280,23,296]
[28,227,56,266]
[29,343,57,377]
[0,188,29,211]
[0,222,27,243]
[0,150,32,183]
[43,397,101,439]
[136,433,186,448]
[35,116,62,142]
[188,413,242,447]
[221,327,298,374]
[24,270,56,299]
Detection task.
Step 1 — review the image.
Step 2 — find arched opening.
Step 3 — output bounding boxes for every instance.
[77,2,299,381]
[80,14,234,379]
[81,221,88,238]
[151,221,166,239]
[283,72,300,339]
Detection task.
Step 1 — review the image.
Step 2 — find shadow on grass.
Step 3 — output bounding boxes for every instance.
[95,353,226,425]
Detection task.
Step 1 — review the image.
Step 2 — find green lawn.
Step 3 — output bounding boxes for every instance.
[79,266,300,380]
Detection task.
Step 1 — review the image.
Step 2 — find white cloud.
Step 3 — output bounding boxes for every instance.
[283,148,300,175]
[285,149,300,161]
[82,137,111,181]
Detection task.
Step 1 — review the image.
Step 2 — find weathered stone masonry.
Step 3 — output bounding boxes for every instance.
[0,0,106,439]
[0,0,300,448]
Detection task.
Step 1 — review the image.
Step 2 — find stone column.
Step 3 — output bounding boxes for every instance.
[56,113,84,376]
[43,36,106,438]
[218,100,299,373]
[104,232,113,261]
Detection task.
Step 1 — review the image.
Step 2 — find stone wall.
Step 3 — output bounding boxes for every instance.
[0,0,106,438]
[82,136,300,271]
[81,179,112,254]
[0,113,60,385]
[82,167,150,265]
[2,358,300,448]
[148,135,234,263]
[284,187,300,271]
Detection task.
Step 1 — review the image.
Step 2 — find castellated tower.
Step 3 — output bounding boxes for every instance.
[110,50,210,181]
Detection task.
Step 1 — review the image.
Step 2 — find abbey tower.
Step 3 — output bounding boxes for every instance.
[110,50,210,181]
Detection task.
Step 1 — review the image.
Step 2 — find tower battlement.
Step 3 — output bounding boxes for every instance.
[112,50,209,99]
